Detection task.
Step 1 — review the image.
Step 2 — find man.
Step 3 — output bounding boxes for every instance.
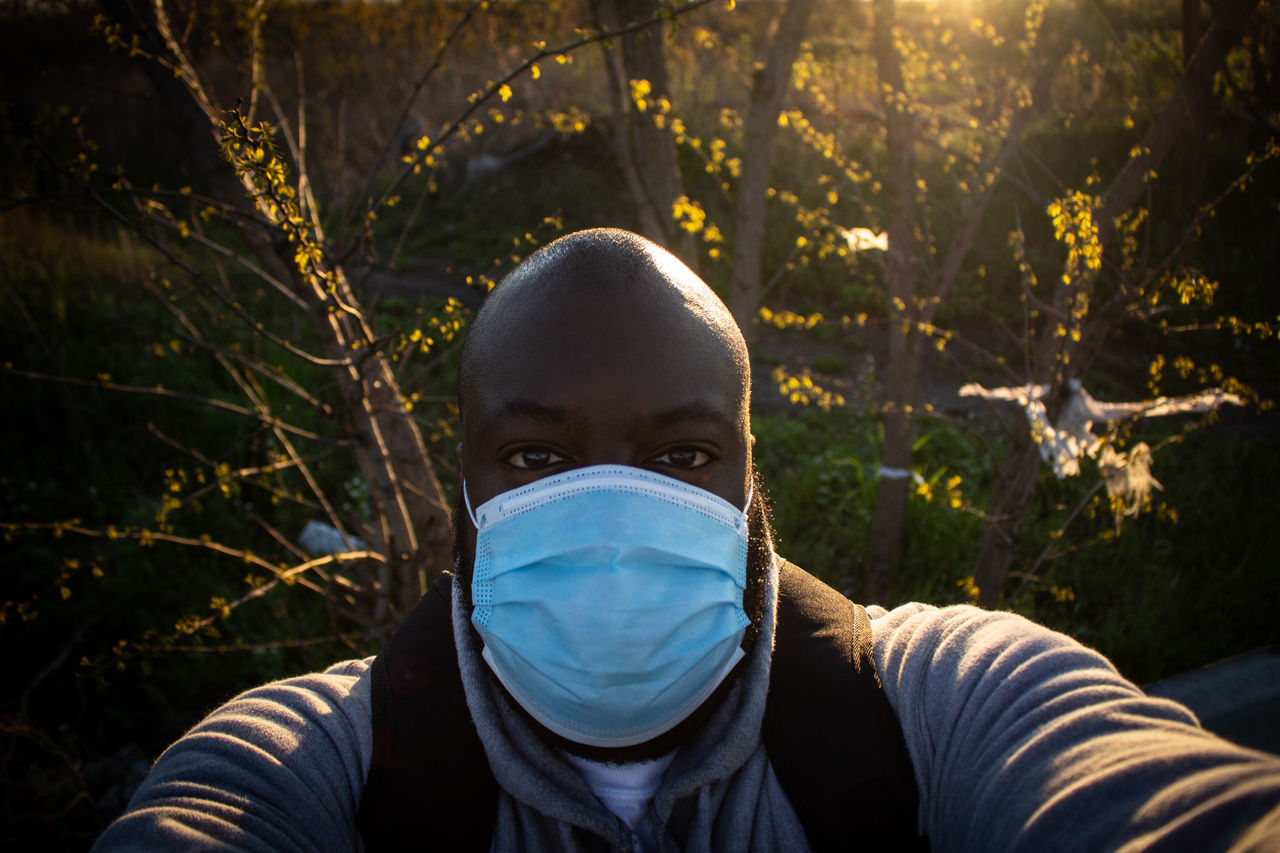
[95,229,1280,851]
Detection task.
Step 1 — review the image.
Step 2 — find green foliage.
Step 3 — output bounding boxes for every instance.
[1012,420,1280,685]
[0,212,365,845]
[757,397,1280,687]
[753,407,991,604]
[810,355,847,375]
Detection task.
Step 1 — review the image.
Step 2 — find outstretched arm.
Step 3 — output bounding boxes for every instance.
[869,604,1280,852]
[93,658,375,853]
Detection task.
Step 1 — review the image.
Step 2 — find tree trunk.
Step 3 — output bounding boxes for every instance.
[864,0,918,601]
[866,331,921,601]
[972,434,1041,606]
[300,267,452,624]
[727,0,817,341]
[591,0,699,270]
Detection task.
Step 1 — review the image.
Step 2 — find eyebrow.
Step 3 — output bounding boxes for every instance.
[493,398,569,425]
[487,399,735,431]
[650,402,737,431]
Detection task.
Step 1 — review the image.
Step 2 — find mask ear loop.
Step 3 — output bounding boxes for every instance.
[462,481,481,530]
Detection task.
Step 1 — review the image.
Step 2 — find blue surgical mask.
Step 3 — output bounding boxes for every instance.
[465,464,751,748]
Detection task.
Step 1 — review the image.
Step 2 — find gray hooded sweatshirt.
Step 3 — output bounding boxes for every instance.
[93,553,1280,851]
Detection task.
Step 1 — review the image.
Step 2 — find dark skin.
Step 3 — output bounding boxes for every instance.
[459,229,753,526]
[454,228,761,762]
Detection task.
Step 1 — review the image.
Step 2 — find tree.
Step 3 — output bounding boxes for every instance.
[3,0,726,681]
[860,0,1061,599]
[591,0,701,268]
[727,0,817,341]
[81,0,474,632]
[970,0,1265,604]
[702,0,1272,606]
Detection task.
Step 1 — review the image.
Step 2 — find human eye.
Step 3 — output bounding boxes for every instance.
[503,447,569,470]
[648,446,715,470]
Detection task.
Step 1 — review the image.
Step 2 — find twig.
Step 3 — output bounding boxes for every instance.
[142,633,363,654]
[204,333,362,551]
[341,0,719,263]
[338,0,490,241]
[145,423,332,515]
[2,367,342,444]
[249,511,315,569]
[18,611,104,724]
[1016,480,1104,598]
[167,325,333,416]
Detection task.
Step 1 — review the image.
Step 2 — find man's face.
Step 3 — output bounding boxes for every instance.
[459,285,753,543]
[452,251,765,758]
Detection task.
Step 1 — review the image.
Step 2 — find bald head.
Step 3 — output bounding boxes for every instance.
[460,228,749,415]
[456,227,754,514]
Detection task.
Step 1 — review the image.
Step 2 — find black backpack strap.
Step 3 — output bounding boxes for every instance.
[763,560,927,851]
[356,573,497,851]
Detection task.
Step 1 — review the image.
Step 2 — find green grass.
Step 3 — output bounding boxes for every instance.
[753,407,993,604]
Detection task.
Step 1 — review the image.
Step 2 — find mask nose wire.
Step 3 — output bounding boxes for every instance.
[467,468,752,532]
[462,480,481,530]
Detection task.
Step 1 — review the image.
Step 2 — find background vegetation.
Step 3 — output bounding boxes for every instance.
[2,0,1277,845]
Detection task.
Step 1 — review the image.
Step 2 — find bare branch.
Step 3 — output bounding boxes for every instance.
[340,0,490,240]
[1096,0,1261,245]
[141,633,363,654]
[168,326,334,416]
[347,0,719,261]
[196,324,365,552]
[248,511,316,570]
[245,0,267,125]
[39,159,346,369]
[1133,139,1280,297]
[145,423,335,517]
[2,367,343,444]
[6,519,384,588]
